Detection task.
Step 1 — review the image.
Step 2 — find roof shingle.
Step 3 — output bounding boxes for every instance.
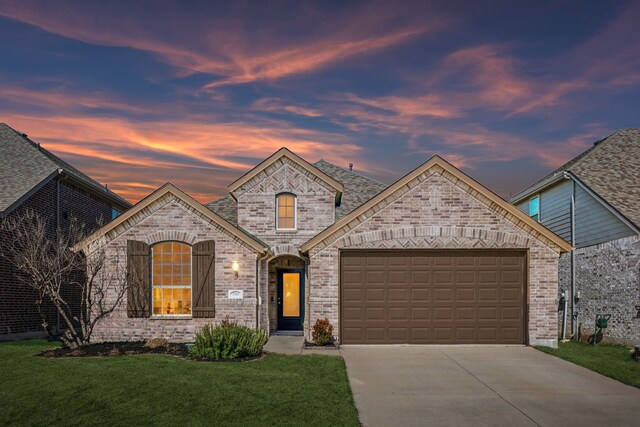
[511,128,640,228]
[0,123,131,214]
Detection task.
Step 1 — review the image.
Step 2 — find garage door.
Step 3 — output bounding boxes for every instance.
[340,250,526,344]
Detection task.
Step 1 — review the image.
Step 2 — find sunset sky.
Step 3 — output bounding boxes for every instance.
[1,0,638,203]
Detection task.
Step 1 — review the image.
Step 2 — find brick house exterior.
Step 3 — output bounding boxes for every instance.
[0,123,131,338]
[78,148,570,347]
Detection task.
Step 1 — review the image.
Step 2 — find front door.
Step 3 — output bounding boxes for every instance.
[277,269,304,331]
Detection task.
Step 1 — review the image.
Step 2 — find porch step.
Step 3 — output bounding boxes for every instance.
[272,331,304,336]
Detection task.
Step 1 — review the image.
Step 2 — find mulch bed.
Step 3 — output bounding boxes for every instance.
[303,340,339,350]
[38,342,265,362]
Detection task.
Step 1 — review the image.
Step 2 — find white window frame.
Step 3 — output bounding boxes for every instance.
[276,193,297,231]
[151,241,193,318]
[529,195,540,222]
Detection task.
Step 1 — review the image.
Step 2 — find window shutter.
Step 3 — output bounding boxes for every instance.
[192,240,215,318]
[126,240,150,318]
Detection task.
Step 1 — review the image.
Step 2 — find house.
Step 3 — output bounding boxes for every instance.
[0,123,131,339]
[77,148,571,347]
[511,129,640,345]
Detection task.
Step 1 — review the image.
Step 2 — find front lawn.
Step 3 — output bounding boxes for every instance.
[535,341,640,388]
[0,340,359,426]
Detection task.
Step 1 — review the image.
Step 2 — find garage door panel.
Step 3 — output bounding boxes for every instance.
[434,288,452,301]
[340,250,526,345]
[411,307,429,320]
[456,307,475,320]
[388,288,408,301]
[365,288,385,302]
[411,288,430,302]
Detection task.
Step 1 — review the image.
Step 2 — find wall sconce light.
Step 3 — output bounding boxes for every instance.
[635,303,640,319]
[231,261,240,278]
[574,291,581,304]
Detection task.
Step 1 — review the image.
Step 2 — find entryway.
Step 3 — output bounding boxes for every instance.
[268,255,306,333]
[277,269,304,331]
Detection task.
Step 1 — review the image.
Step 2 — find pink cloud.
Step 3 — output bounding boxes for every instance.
[2,113,371,202]
[0,1,447,88]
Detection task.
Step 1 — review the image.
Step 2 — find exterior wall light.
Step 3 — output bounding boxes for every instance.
[231,261,240,278]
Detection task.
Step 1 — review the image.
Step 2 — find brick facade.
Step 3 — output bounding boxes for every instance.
[81,155,563,347]
[558,235,640,345]
[0,178,113,337]
[306,169,560,347]
[89,195,260,342]
[236,157,336,248]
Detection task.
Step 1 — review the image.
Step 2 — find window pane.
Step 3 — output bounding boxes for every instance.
[151,242,192,315]
[283,273,300,317]
[277,194,296,229]
[529,196,540,218]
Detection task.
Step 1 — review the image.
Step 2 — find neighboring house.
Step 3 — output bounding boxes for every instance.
[511,129,640,345]
[77,148,571,347]
[0,123,131,339]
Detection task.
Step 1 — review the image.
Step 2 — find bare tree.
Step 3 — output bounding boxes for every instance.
[1,209,135,348]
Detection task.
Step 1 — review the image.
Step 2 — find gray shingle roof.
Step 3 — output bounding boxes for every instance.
[313,160,387,220]
[205,159,387,225]
[0,123,131,214]
[511,128,640,228]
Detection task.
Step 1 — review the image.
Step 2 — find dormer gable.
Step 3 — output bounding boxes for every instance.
[228,147,343,204]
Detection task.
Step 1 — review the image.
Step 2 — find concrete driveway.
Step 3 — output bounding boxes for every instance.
[341,345,640,427]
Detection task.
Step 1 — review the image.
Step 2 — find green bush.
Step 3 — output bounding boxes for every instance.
[189,321,268,360]
[312,318,334,346]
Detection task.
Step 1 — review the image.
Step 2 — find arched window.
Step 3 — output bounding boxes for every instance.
[151,242,192,316]
[276,193,297,230]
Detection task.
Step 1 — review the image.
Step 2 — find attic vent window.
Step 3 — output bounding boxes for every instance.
[276,193,296,230]
[529,195,540,222]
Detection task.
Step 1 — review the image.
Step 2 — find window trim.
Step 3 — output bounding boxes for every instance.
[150,240,193,318]
[275,193,297,231]
[529,194,540,222]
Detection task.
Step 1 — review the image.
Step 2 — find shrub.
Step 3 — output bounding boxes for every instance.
[189,321,268,360]
[312,318,334,346]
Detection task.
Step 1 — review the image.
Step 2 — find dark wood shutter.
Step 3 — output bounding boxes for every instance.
[192,240,215,318]
[126,240,150,318]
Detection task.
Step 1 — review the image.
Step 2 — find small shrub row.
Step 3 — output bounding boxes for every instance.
[189,319,268,360]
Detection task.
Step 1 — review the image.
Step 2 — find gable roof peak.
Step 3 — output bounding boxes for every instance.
[226,147,344,201]
[74,182,270,254]
[301,154,571,254]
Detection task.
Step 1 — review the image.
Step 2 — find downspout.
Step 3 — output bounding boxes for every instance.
[255,252,269,330]
[256,255,261,330]
[567,174,577,339]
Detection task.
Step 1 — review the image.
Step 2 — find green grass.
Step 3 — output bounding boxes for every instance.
[535,341,640,388]
[0,340,359,427]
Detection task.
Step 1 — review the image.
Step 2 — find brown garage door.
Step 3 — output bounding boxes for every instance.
[340,250,526,344]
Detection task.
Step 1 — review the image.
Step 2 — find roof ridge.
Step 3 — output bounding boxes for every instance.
[314,159,387,187]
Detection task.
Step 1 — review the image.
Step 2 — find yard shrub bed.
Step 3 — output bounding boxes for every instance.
[189,321,268,360]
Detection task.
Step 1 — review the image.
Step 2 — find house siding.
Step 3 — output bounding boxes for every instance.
[574,185,635,247]
[307,168,561,347]
[516,178,634,248]
[90,196,259,342]
[0,178,114,338]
